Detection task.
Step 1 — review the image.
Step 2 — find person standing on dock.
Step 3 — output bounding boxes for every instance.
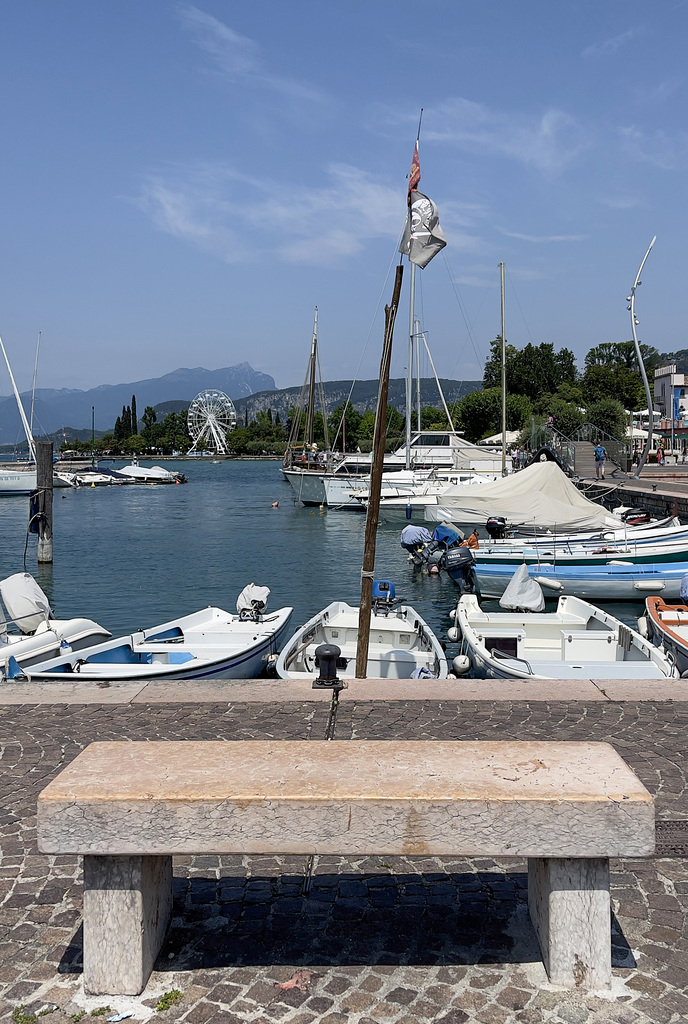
[594,442,607,479]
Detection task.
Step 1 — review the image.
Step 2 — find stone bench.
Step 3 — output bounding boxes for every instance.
[36,740,654,996]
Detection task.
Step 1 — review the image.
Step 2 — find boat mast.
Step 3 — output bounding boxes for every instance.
[415,317,422,435]
[30,330,41,438]
[305,307,318,447]
[356,265,404,678]
[500,262,507,475]
[406,263,416,470]
[0,334,36,463]
[629,237,657,478]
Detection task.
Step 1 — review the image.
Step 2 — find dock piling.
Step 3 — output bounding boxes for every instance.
[36,441,53,563]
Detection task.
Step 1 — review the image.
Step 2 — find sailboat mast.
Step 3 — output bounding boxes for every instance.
[30,330,41,437]
[405,263,416,469]
[0,335,36,463]
[306,307,318,446]
[415,317,421,434]
[500,262,507,476]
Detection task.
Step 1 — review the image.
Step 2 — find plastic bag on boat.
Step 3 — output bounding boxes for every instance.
[499,563,545,613]
[0,573,51,634]
[681,573,688,602]
[411,666,435,678]
[236,583,270,619]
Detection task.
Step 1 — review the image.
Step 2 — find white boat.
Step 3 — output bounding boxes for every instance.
[8,584,292,682]
[276,582,448,679]
[644,595,688,676]
[0,572,110,670]
[0,467,37,494]
[456,577,677,680]
[119,462,184,484]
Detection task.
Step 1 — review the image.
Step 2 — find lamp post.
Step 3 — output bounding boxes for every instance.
[629,236,657,479]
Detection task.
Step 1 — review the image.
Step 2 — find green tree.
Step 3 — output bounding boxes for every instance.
[586,397,627,440]
[131,395,138,435]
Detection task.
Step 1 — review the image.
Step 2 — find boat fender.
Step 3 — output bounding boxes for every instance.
[406,503,412,520]
[634,581,666,592]
[452,654,471,676]
[446,671,458,679]
[448,608,459,621]
[447,626,459,642]
[533,576,564,591]
[637,616,649,638]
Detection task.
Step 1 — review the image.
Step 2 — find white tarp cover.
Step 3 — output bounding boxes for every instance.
[499,562,546,612]
[427,461,624,532]
[0,573,51,633]
[236,583,270,616]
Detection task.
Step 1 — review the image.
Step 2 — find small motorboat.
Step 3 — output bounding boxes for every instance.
[7,584,292,682]
[455,566,677,680]
[276,580,448,679]
[0,572,110,670]
[644,594,688,676]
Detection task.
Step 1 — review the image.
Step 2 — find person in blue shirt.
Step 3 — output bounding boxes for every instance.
[594,443,607,479]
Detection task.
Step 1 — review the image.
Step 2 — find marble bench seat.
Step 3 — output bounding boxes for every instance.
[36,740,654,996]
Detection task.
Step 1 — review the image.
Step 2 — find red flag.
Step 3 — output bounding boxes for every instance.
[408,141,421,195]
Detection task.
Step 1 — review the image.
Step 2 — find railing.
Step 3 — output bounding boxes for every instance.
[571,423,631,470]
[526,425,576,473]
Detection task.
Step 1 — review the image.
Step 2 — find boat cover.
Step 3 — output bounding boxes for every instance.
[0,573,51,633]
[432,523,463,546]
[681,573,688,601]
[429,461,624,532]
[499,562,545,612]
[236,583,270,616]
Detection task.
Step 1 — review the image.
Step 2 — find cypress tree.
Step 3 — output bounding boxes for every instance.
[244,408,248,428]
[131,395,138,435]
[114,415,122,440]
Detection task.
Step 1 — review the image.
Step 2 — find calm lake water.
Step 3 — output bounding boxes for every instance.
[0,459,644,655]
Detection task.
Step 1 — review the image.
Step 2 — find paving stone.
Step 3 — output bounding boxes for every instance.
[1,699,687,1024]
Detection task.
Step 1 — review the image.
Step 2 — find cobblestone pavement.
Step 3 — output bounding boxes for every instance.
[0,699,687,1024]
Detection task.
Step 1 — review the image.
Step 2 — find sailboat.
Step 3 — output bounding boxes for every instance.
[0,335,38,494]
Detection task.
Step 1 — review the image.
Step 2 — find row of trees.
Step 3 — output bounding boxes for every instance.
[59,336,655,458]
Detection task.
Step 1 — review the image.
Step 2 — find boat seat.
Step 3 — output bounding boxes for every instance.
[561,630,618,662]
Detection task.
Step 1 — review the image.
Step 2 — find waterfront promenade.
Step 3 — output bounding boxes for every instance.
[0,680,686,1024]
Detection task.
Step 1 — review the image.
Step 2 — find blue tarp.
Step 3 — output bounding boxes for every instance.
[432,524,462,547]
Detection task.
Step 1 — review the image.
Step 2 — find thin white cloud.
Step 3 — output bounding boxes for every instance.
[425,98,590,176]
[620,125,688,170]
[582,28,639,59]
[176,4,327,103]
[499,229,588,243]
[131,162,408,266]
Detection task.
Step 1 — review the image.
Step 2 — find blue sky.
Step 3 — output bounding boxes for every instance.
[1,1,687,395]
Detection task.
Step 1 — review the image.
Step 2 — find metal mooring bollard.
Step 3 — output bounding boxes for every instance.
[312,643,344,690]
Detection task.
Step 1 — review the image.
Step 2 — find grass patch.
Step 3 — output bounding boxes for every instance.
[156,990,183,1012]
[12,1008,37,1024]
[89,1010,111,1018]
[71,1014,86,1023]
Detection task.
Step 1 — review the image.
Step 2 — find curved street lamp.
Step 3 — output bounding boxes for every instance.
[629,236,657,478]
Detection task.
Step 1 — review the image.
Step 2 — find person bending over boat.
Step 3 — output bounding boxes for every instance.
[460,529,480,550]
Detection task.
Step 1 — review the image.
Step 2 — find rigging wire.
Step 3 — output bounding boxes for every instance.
[505,266,536,347]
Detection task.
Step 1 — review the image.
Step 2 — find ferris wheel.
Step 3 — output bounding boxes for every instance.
[187,389,237,454]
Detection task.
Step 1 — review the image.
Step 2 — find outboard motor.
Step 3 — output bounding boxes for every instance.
[485,516,507,540]
[372,580,396,614]
[441,547,476,596]
[620,508,651,526]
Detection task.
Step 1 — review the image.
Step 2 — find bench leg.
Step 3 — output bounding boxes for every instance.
[83,855,173,995]
[528,857,611,991]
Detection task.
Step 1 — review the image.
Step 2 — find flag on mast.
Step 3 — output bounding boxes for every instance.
[400,142,446,269]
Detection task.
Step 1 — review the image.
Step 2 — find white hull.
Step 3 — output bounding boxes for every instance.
[13,605,293,682]
[276,600,448,679]
[0,469,37,494]
[457,592,676,679]
[1,618,111,670]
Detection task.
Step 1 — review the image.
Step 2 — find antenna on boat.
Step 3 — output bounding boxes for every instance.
[406,110,423,470]
[628,236,657,478]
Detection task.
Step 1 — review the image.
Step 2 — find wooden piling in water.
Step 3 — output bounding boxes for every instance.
[36,441,53,563]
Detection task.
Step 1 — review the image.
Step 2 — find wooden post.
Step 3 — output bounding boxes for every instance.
[36,441,53,563]
[355,264,404,678]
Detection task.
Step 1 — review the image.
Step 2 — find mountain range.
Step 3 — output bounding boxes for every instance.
[0,363,276,445]
[0,362,482,446]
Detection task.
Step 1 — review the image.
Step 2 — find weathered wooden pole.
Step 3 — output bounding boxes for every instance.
[36,441,53,563]
[355,264,404,678]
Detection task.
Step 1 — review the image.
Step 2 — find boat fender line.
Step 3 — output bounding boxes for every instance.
[634,581,666,592]
[637,615,649,638]
[533,576,564,592]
